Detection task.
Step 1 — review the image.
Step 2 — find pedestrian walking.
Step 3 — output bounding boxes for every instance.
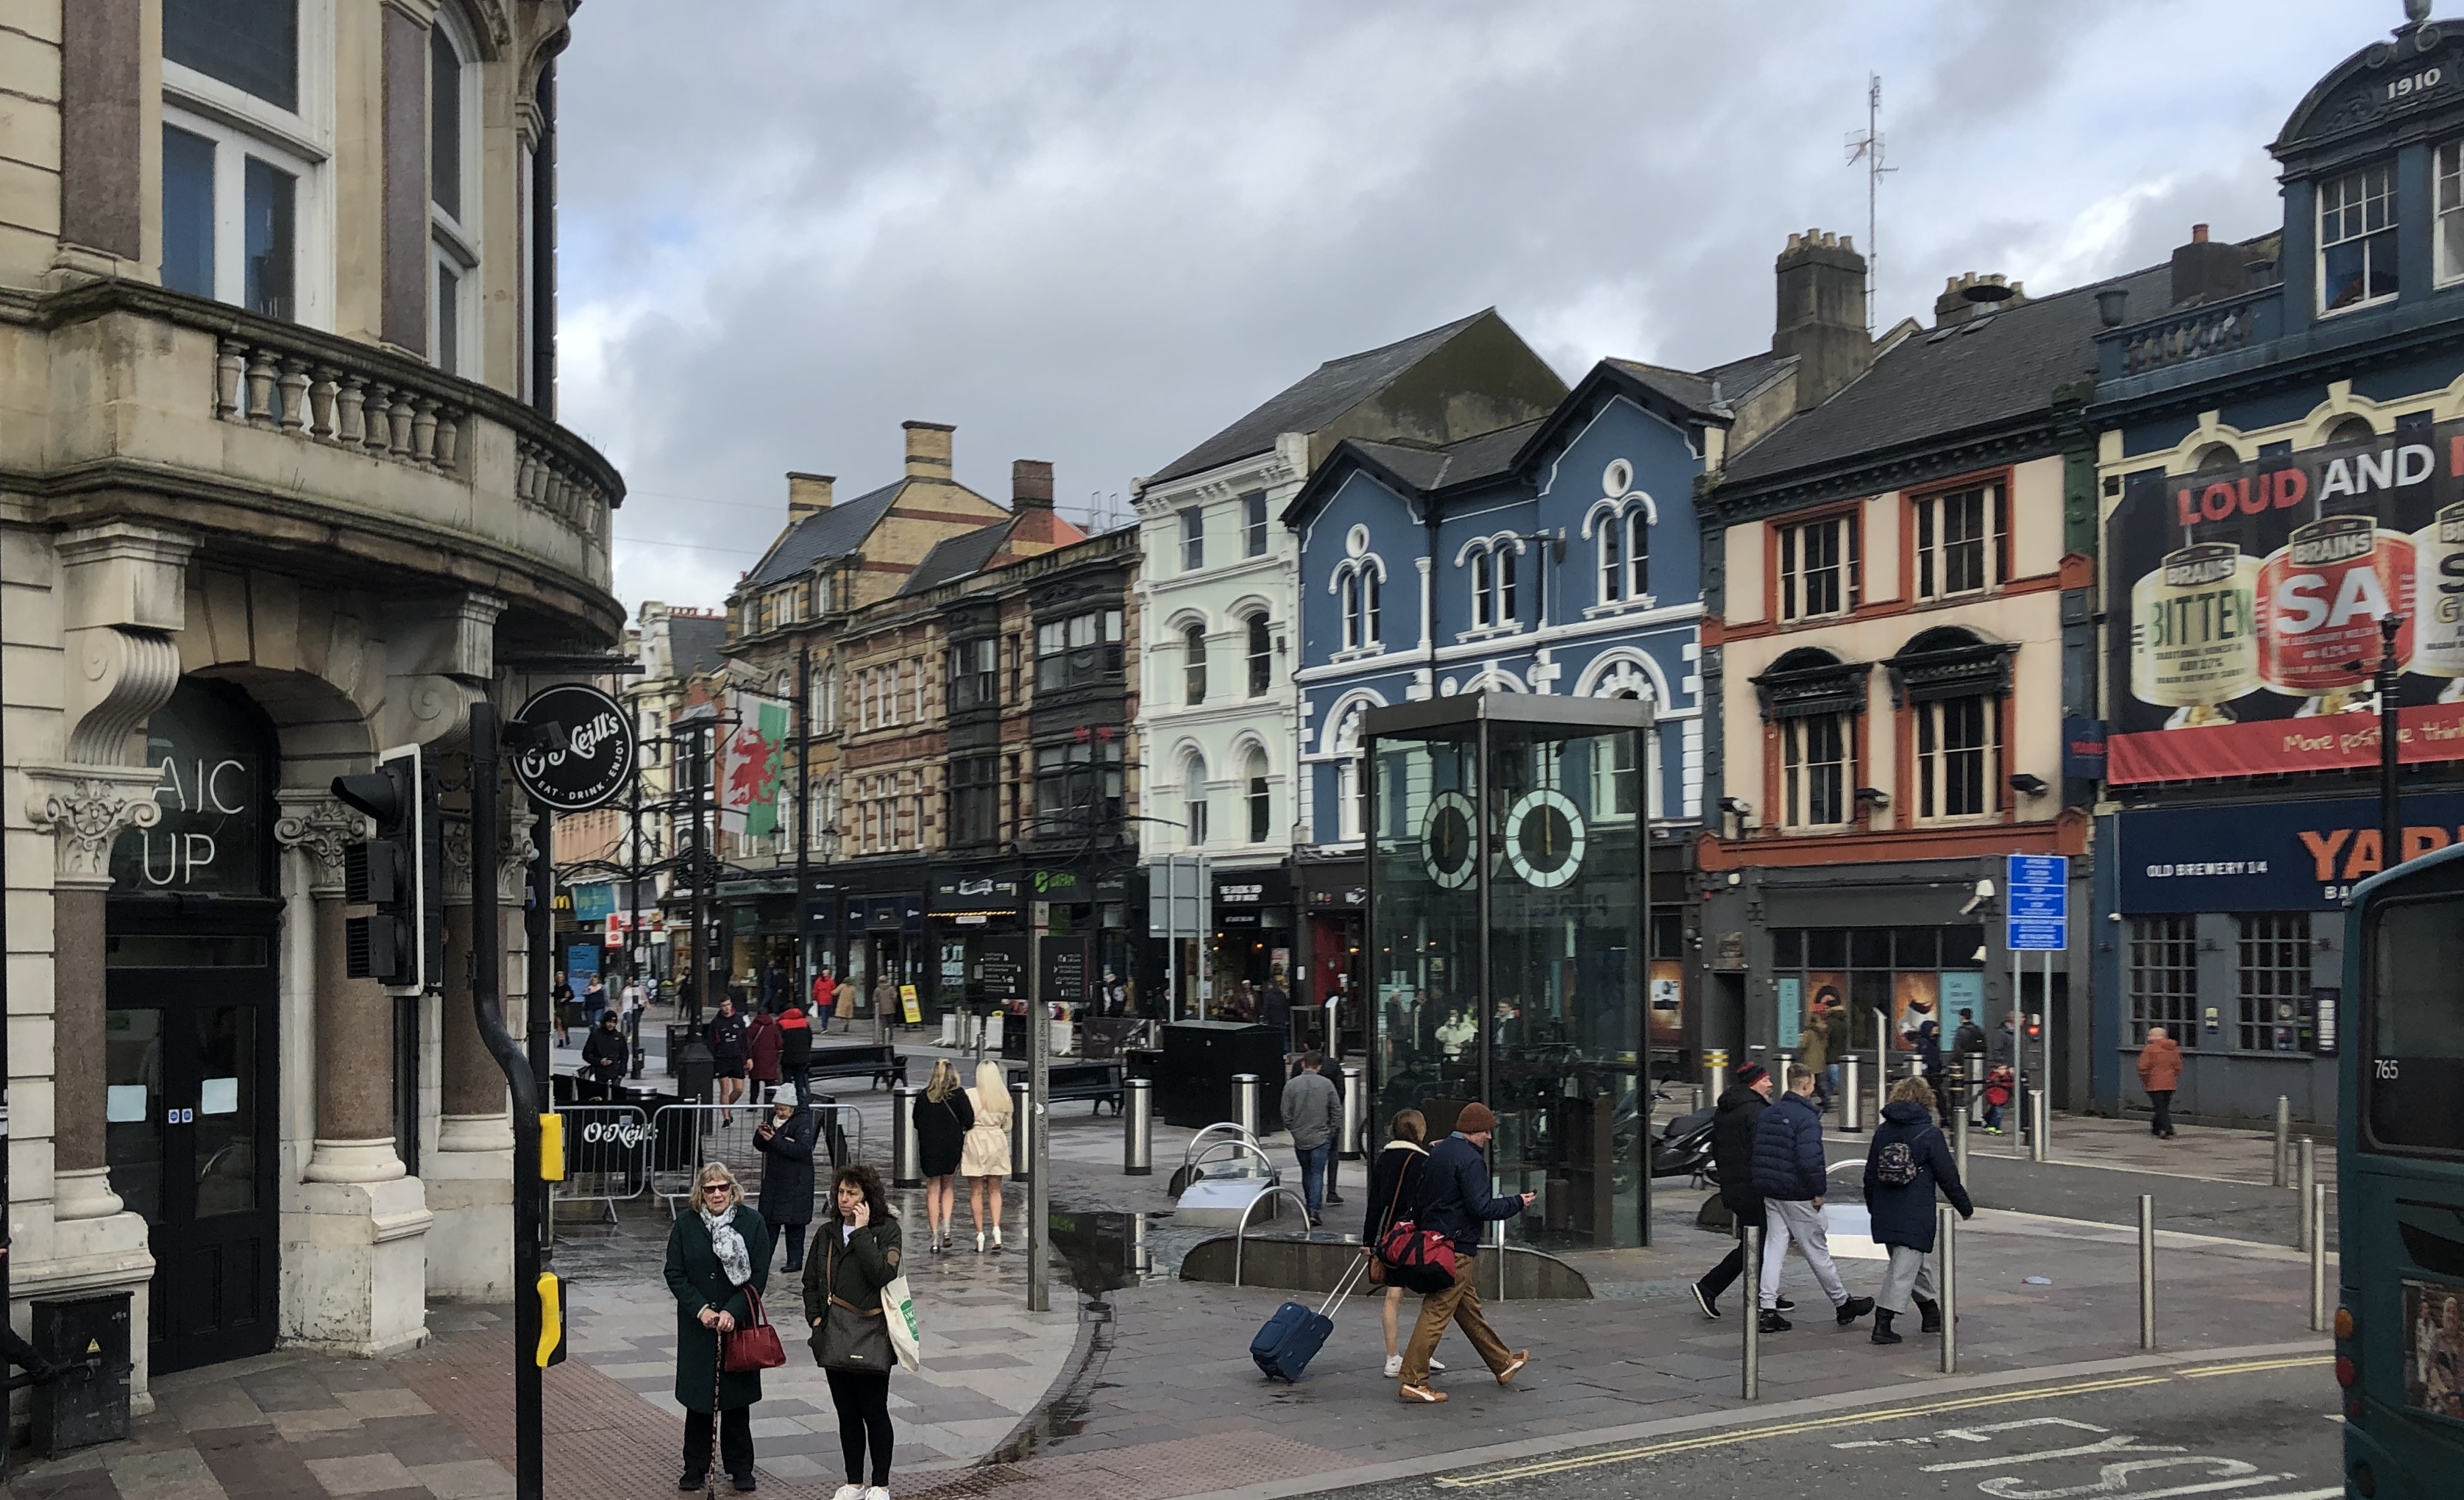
[709,998,750,1125]
[1691,1062,1792,1321]
[664,1162,773,1493]
[914,1059,973,1253]
[583,973,608,1033]
[1861,1076,1973,1345]
[805,1164,903,1500]
[748,1006,784,1104]
[1821,997,1849,1103]
[1750,1066,1873,1332]
[811,969,839,1032]
[961,1061,1012,1252]
[764,962,788,1013]
[870,973,898,1044]
[581,1009,628,1091]
[1953,1008,1987,1060]
[1363,1109,1446,1380]
[1914,1016,1946,1124]
[778,1003,814,1105]
[1260,973,1293,1056]
[1396,1102,1533,1404]
[1796,1005,1831,1108]
[1982,1064,2014,1134]
[755,1095,820,1273]
[2137,1024,2182,1139]
[553,970,575,1047]
[1280,1051,1342,1226]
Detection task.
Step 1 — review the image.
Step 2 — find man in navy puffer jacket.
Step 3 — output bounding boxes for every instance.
[1750,1067,1872,1333]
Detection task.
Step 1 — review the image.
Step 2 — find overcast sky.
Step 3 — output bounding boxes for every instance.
[559,0,2377,618]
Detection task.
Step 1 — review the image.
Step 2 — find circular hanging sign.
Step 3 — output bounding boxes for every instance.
[511,683,636,812]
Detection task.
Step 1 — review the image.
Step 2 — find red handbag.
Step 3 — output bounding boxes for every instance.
[1371,1156,1458,1293]
[721,1283,787,1373]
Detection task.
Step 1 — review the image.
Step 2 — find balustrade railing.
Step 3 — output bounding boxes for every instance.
[2099,287,2281,380]
[214,335,468,474]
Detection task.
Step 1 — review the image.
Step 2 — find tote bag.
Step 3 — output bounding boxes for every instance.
[882,1274,922,1373]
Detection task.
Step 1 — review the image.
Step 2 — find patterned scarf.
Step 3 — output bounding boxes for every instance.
[700,1199,751,1286]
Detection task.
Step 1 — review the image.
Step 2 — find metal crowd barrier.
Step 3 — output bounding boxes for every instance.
[647,1101,867,1216]
[550,1103,656,1224]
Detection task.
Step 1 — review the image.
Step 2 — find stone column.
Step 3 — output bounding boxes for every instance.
[274,793,430,1355]
[423,805,524,1300]
[437,819,511,1145]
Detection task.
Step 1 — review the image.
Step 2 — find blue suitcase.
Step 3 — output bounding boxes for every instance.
[1249,1258,1368,1382]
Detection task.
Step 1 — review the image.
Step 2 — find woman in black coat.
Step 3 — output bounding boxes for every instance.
[913,1059,974,1253]
[805,1164,903,1498]
[1861,1076,1974,1346]
[1363,1109,1444,1381]
[664,1162,774,1490]
[753,1096,820,1272]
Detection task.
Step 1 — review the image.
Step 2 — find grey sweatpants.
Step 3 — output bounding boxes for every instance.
[1877,1244,1936,1314]
[1758,1198,1848,1310]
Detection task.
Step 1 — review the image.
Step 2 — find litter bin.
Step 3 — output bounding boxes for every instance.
[32,1292,131,1457]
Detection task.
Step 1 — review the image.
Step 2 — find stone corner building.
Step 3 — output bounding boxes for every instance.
[1,0,619,1403]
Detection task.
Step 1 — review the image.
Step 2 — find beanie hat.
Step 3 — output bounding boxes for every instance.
[1455,1102,1497,1134]
[1733,1062,1768,1087]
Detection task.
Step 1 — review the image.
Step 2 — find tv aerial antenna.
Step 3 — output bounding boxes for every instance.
[1845,74,1896,335]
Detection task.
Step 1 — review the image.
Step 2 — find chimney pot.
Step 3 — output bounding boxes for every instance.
[786,472,835,519]
[1012,459,1055,509]
[903,420,956,479]
[2192,222,2210,244]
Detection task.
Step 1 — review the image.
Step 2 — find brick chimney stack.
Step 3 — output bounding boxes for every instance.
[786,472,834,521]
[1012,459,1055,510]
[903,421,955,480]
[1773,229,1872,413]
[2168,222,2250,308]
[1934,271,2026,327]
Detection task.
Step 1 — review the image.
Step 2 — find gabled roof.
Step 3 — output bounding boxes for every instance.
[1716,260,2174,493]
[668,615,730,678]
[898,519,1017,596]
[741,480,906,588]
[1149,310,1496,485]
[1284,416,1552,528]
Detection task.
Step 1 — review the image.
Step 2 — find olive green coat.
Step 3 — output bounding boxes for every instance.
[664,1206,774,1412]
[800,1212,903,1348]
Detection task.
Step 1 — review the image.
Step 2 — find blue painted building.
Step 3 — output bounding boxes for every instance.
[1282,348,1755,1058]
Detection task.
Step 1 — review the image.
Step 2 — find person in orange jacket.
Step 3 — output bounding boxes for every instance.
[2137,1025,2183,1140]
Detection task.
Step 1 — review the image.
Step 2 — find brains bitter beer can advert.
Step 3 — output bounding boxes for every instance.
[2103,424,2464,783]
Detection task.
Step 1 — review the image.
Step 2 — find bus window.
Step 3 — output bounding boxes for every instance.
[2366,896,2464,1155]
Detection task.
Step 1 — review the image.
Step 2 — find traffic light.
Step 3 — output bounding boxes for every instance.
[332,744,440,992]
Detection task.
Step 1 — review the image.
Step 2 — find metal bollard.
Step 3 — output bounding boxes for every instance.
[1123,1077,1154,1176]
[892,1081,923,1188]
[2138,1193,2156,1351]
[1775,1052,1794,1095]
[1339,1064,1366,1161]
[2273,1096,2291,1189]
[2030,1090,2050,1164]
[1964,1055,1985,1123]
[2297,1138,2315,1253]
[1705,1048,1729,1104]
[1233,1073,1260,1138]
[1841,1053,1864,1134]
[1741,1221,1761,1400]
[1939,1204,1958,1374]
[1953,1091,1970,1183]
[2309,1181,2329,1333]
[1012,1080,1034,1181]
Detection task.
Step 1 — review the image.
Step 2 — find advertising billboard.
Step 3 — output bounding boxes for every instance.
[2112,792,2464,911]
[2104,422,2464,783]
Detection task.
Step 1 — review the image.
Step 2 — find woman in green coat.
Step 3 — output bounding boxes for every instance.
[803,1163,903,1500]
[666,1162,774,1492]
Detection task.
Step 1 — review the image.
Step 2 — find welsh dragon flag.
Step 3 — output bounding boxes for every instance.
[718,699,789,838]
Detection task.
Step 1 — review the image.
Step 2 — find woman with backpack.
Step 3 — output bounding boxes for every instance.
[1861,1076,1974,1346]
[1362,1109,1447,1381]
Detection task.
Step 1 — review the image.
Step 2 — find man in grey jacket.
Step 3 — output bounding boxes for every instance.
[1280,1051,1343,1226]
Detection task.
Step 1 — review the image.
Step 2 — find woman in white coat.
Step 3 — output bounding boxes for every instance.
[961,1061,1013,1252]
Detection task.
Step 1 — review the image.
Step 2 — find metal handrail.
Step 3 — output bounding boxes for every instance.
[1186,1138,1278,1181]
[647,1101,868,1213]
[1182,1120,1259,1169]
[1231,1187,1317,1287]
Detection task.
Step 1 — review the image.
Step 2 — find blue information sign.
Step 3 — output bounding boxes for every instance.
[2006,854,2067,951]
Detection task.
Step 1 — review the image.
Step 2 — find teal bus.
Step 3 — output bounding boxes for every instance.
[2342,841,2464,1499]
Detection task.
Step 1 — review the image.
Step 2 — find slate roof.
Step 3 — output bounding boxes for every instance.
[1148,310,1494,485]
[898,519,1016,596]
[741,479,906,588]
[668,615,730,678]
[1716,261,2173,491]
[1340,417,1549,500]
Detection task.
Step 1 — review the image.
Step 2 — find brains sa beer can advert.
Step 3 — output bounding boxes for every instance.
[2252,513,2415,694]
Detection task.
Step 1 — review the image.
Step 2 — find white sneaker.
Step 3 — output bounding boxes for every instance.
[864,1489,892,1500]
[1432,1357,1447,1371]
[1382,1354,1402,1378]
[832,1487,863,1500]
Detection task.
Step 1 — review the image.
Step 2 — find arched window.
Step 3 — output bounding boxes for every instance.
[1246,614,1272,696]
[1891,628,2012,824]
[1246,747,1271,842]
[1182,623,1207,705]
[1471,549,1493,628]
[2326,416,2378,445]
[1362,568,1381,644]
[1495,545,1518,625]
[1183,754,1209,845]
[1625,510,1650,600]
[1600,520,1624,603]
[1339,572,1362,650]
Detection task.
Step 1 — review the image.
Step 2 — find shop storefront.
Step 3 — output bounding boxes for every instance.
[1296,861,1366,1056]
[929,874,1027,1019]
[1208,865,1291,1017]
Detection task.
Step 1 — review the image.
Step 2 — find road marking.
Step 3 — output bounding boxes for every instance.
[2177,1354,2329,1379]
[1979,1470,2288,1500]
[1923,1434,2183,1471]
[1428,1376,2170,1487]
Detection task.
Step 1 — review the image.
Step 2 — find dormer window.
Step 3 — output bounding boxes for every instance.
[2438,141,2464,285]
[2319,162,2397,313]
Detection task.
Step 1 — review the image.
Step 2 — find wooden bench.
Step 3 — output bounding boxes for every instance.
[801,1045,906,1091]
[1007,1060,1123,1115]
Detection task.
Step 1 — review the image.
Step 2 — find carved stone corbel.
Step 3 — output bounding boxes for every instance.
[441,817,474,905]
[275,795,370,898]
[56,523,195,766]
[378,593,506,752]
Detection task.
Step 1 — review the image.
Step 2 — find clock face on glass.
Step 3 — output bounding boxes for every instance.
[1422,791,1477,889]
[1504,789,1586,889]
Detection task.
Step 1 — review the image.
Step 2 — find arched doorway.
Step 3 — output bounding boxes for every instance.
[103,677,283,1373]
